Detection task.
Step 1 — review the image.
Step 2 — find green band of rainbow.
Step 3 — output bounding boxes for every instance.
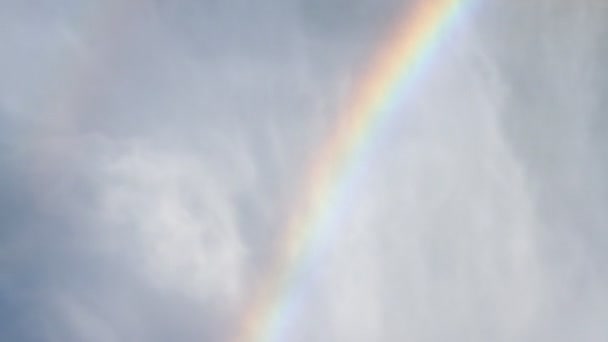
[234,1,472,341]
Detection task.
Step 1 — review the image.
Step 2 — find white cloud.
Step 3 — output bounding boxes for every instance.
[97,142,247,305]
[1,0,608,341]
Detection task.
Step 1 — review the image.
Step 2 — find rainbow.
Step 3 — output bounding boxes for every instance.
[234,0,473,341]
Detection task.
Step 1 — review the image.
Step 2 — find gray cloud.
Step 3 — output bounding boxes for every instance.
[1,0,607,341]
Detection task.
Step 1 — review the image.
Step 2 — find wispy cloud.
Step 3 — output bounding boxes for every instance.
[1,0,607,341]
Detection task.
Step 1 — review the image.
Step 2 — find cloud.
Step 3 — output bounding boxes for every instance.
[1,0,608,341]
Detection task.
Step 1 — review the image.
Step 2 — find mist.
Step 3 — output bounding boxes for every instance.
[1,1,607,341]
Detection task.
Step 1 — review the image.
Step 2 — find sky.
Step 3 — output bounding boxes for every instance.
[1,0,607,341]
